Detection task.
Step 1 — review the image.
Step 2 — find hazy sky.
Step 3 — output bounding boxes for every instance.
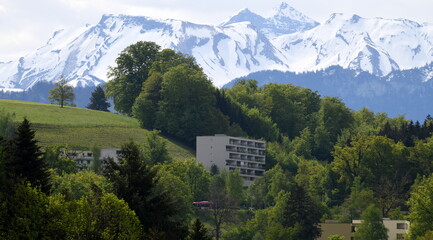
[1,0,433,62]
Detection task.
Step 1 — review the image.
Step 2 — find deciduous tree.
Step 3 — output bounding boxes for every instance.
[106,41,160,115]
[354,204,388,240]
[407,174,433,239]
[48,77,75,108]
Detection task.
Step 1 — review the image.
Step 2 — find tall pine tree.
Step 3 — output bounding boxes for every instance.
[87,86,111,111]
[7,118,50,193]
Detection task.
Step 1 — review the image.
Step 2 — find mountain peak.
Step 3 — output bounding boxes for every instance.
[275,2,296,17]
[221,8,265,26]
[222,2,318,37]
[271,2,317,25]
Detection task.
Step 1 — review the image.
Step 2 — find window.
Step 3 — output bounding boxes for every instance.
[397,223,407,229]
[396,233,405,240]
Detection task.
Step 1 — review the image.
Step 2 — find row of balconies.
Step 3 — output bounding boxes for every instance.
[226,146,266,155]
[227,167,264,177]
[228,139,265,149]
[229,153,265,162]
[225,160,266,169]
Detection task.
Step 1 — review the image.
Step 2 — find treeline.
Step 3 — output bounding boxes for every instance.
[103,41,433,239]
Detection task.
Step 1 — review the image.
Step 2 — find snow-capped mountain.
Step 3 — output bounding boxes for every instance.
[1,2,433,91]
[221,2,319,38]
[274,13,433,76]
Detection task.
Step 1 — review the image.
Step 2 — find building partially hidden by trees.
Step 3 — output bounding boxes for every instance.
[196,134,266,186]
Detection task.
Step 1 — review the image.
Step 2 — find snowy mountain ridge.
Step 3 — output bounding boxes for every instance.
[1,2,433,90]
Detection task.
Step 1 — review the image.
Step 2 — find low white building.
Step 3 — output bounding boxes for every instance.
[319,219,410,240]
[63,148,120,171]
[196,134,266,186]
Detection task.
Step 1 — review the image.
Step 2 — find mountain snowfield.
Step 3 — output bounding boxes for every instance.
[1,2,433,90]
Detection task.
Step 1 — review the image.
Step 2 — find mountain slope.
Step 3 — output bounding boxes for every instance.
[273,13,433,75]
[0,2,433,90]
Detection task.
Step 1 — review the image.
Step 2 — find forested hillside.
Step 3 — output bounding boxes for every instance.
[2,41,433,239]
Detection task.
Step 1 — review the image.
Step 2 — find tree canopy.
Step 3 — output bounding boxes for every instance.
[48,77,75,108]
[106,41,160,115]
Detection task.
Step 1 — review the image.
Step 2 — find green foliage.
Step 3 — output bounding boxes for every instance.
[407,174,433,239]
[338,178,377,222]
[89,146,102,174]
[248,164,293,209]
[225,169,244,204]
[43,145,77,175]
[159,158,210,201]
[48,77,75,108]
[270,186,322,240]
[133,72,163,128]
[187,218,212,240]
[0,183,51,239]
[143,130,171,164]
[50,171,109,200]
[6,118,51,193]
[225,79,262,109]
[242,106,280,142]
[245,184,322,240]
[0,108,16,139]
[133,49,202,130]
[86,86,110,111]
[103,141,188,239]
[55,190,143,239]
[154,165,194,223]
[289,127,314,159]
[106,41,160,115]
[318,97,354,142]
[156,64,228,144]
[332,135,409,191]
[409,137,433,176]
[262,83,320,139]
[328,234,344,240]
[354,204,388,240]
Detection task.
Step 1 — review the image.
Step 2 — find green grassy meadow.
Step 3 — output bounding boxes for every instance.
[0,100,194,160]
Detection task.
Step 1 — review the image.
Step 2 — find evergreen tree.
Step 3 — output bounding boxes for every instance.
[188,219,212,240]
[103,141,187,239]
[7,118,50,193]
[48,77,75,108]
[86,86,110,111]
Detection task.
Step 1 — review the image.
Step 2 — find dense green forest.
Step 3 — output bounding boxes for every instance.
[2,41,433,239]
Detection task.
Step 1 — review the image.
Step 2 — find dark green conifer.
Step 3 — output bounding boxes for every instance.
[188,219,212,240]
[87,86,110,111]
[8,118,51,193]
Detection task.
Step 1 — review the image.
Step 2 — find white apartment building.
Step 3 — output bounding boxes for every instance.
[196,134,266,186]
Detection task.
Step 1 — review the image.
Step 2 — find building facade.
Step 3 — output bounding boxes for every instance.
[196,134,266,186]
[318,219,410,240]
[62,148,120,171]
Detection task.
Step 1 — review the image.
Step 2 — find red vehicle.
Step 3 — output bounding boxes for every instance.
[193,201,213,209]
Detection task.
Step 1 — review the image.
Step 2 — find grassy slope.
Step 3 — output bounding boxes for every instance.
[0,100,194,161]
